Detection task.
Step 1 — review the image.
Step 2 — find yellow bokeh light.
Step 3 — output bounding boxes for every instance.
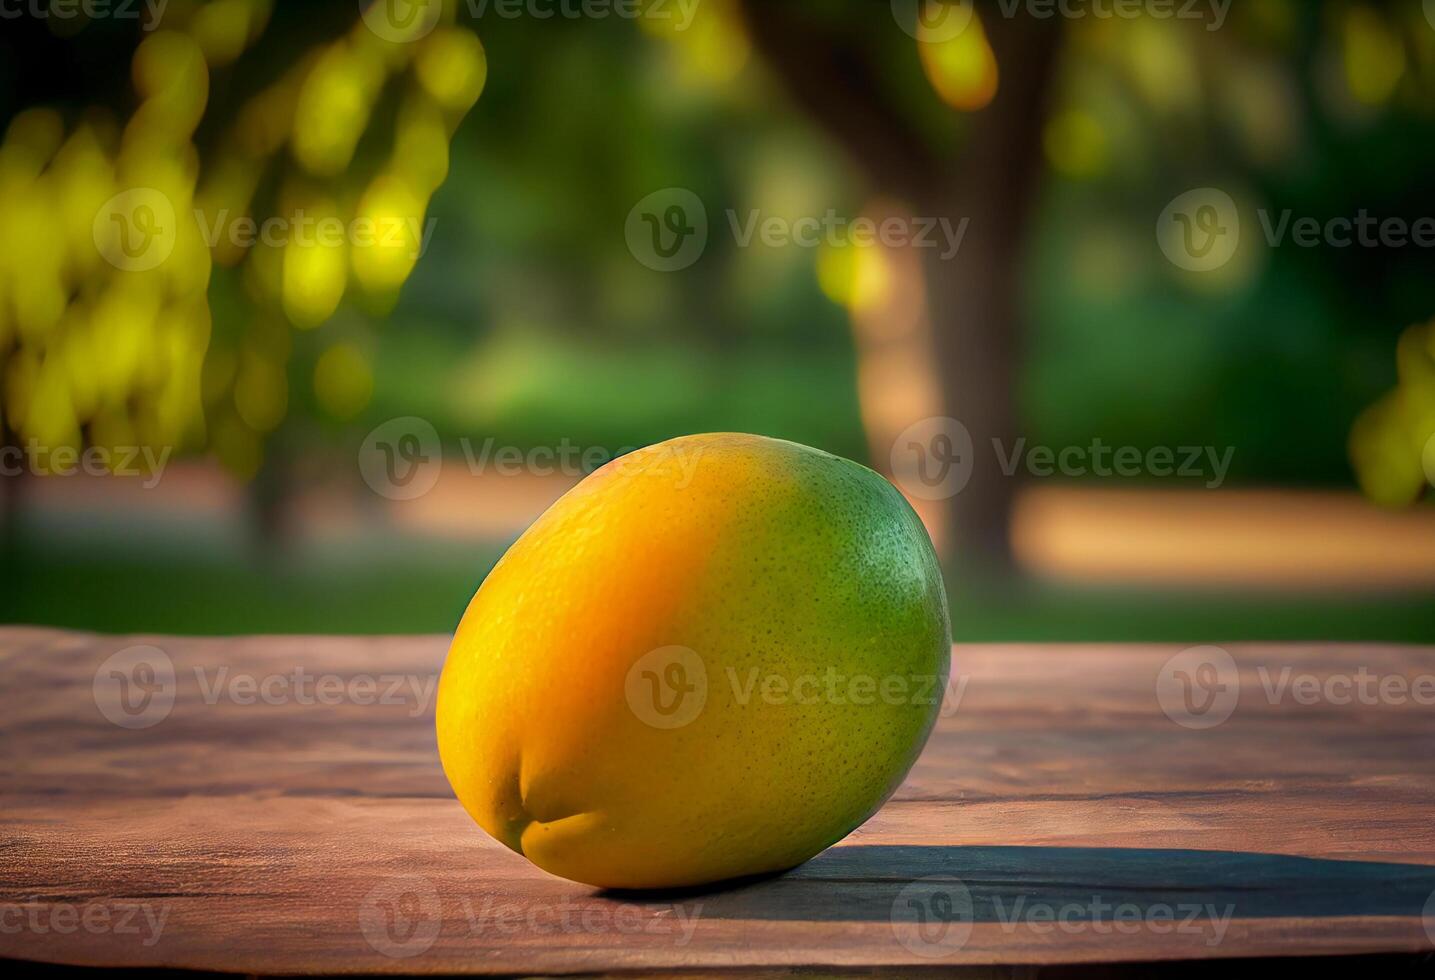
[1044,110,1107,179]
[131,31,210,137]
[816,242,857,308]
[1349,390,1425,507]
[675,0,750,87]
[918,9,998,111]
[1,10,485,484]
[815,241,891,314]
[415,27,488,115]
[393,93,451,196]
[1343,6,1405,106]
[292,43,384,177]
[189,0,274,67]
[351,174,428,294]
[281,195,348,329]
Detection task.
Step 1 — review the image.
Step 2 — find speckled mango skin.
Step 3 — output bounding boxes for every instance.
[436,432,950,889]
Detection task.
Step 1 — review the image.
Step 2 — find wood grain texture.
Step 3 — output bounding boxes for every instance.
[2,627,1434,974]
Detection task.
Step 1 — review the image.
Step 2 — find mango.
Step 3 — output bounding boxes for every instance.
[436,432,950,889]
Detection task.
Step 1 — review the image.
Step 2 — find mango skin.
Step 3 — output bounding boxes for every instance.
[436,433,950,889]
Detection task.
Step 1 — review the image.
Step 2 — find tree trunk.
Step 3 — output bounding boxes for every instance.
[922,216,1023,576]
[738,2,1062,578]
[924,13,1062,576]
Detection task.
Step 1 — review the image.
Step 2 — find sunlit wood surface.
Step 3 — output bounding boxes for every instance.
[3,628,1434,975]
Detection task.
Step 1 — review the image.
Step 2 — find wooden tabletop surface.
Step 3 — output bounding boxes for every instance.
[3,626,1434,975]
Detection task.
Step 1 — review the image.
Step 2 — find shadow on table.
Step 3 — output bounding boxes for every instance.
[601,845,1435,923]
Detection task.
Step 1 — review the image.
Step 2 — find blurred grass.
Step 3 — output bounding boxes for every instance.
[5,541,1431,642]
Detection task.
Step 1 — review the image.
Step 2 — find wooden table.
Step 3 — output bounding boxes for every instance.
[4,627,1434,976]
